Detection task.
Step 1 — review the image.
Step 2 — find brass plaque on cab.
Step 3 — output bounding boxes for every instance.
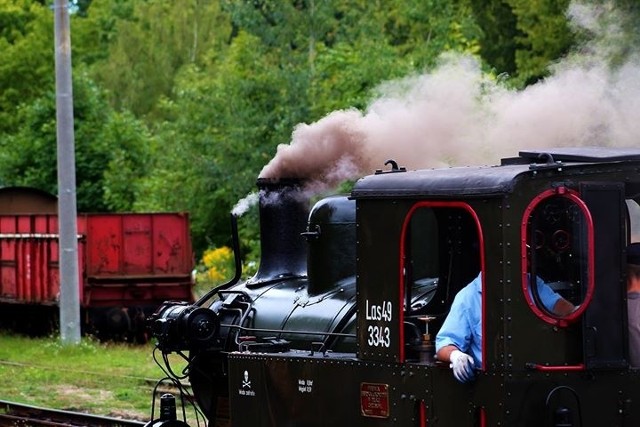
[360,382,389,418]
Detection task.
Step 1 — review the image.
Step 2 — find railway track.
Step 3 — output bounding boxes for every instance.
[0,399,147,427]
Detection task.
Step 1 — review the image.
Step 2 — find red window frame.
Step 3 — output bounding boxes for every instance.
[398,201,485,367]
[520,187,595,327]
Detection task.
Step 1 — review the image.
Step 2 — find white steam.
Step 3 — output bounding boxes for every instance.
[231,192,258,217]
[235,0,640,215]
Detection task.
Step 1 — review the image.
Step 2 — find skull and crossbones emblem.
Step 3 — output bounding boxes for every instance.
[242,370,251,388]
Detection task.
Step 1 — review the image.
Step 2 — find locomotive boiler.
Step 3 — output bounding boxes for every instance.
[149,147,640,426]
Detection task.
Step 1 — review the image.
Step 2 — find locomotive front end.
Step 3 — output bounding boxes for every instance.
[147,177,359,425]
[149,178,309,354]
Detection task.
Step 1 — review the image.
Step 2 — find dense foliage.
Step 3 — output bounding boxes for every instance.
[0,0,638,272]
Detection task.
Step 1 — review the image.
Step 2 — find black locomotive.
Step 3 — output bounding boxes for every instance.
[149,147,640,426]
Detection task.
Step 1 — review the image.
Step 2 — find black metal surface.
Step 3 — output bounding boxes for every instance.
[249,178,309,285]
[353,148,640,199]
[306,195,356,295]
[580,182,628,368]
[352,163,524,198]
[519,147,640,162]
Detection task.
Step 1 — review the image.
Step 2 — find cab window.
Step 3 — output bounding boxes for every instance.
[523,190,593,325]
[404,204,481,315]
[401,203,482,363]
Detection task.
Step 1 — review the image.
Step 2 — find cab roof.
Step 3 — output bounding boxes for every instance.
[351,147,640,199]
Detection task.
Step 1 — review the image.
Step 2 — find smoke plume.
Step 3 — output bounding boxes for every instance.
[258,1,640,194]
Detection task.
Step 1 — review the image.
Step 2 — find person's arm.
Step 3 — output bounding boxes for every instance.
[534,276,575,316]
[552,297,575,316]
[436,344,458,363]
[435,296,477,384]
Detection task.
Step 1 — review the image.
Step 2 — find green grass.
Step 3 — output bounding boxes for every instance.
[0,332,196,422]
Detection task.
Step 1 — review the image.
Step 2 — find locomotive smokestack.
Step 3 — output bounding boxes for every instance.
[249,178,309,285]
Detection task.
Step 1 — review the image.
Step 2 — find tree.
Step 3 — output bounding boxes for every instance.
[89,0,231,119]
[507,0,574,86]
[469,0,521,78]
[134,31,287,254]
[566,0,640,69]
[0,71,152,212]
[223,0,482,116]
[0,0,54,133]
[100,110,154,211]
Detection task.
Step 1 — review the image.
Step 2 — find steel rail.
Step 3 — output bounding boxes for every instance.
[0,399,146,427]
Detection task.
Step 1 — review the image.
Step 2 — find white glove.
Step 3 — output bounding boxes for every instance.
[449,350,476,383]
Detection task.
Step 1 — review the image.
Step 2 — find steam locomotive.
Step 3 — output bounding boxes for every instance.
[149,147,640,426]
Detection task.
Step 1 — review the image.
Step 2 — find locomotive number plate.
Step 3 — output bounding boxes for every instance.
[360,382,389,418]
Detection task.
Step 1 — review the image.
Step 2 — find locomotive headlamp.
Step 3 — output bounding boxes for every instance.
[149,301,219,352]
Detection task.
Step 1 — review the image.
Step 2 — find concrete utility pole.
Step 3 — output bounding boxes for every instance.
[54,0,81,344]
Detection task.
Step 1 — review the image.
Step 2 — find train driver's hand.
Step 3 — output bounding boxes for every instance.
[449,350,476,383]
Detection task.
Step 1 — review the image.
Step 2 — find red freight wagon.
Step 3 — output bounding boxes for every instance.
[0,212,194,340]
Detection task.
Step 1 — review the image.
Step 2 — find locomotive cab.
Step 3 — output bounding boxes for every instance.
[351,147,640,425]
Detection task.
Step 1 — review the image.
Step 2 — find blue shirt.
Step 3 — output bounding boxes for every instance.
[435,272,562,366]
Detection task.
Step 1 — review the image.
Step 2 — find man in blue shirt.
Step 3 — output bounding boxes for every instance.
[435,272,575,383]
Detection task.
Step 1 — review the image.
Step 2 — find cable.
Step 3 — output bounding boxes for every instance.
[148,346,207,426]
